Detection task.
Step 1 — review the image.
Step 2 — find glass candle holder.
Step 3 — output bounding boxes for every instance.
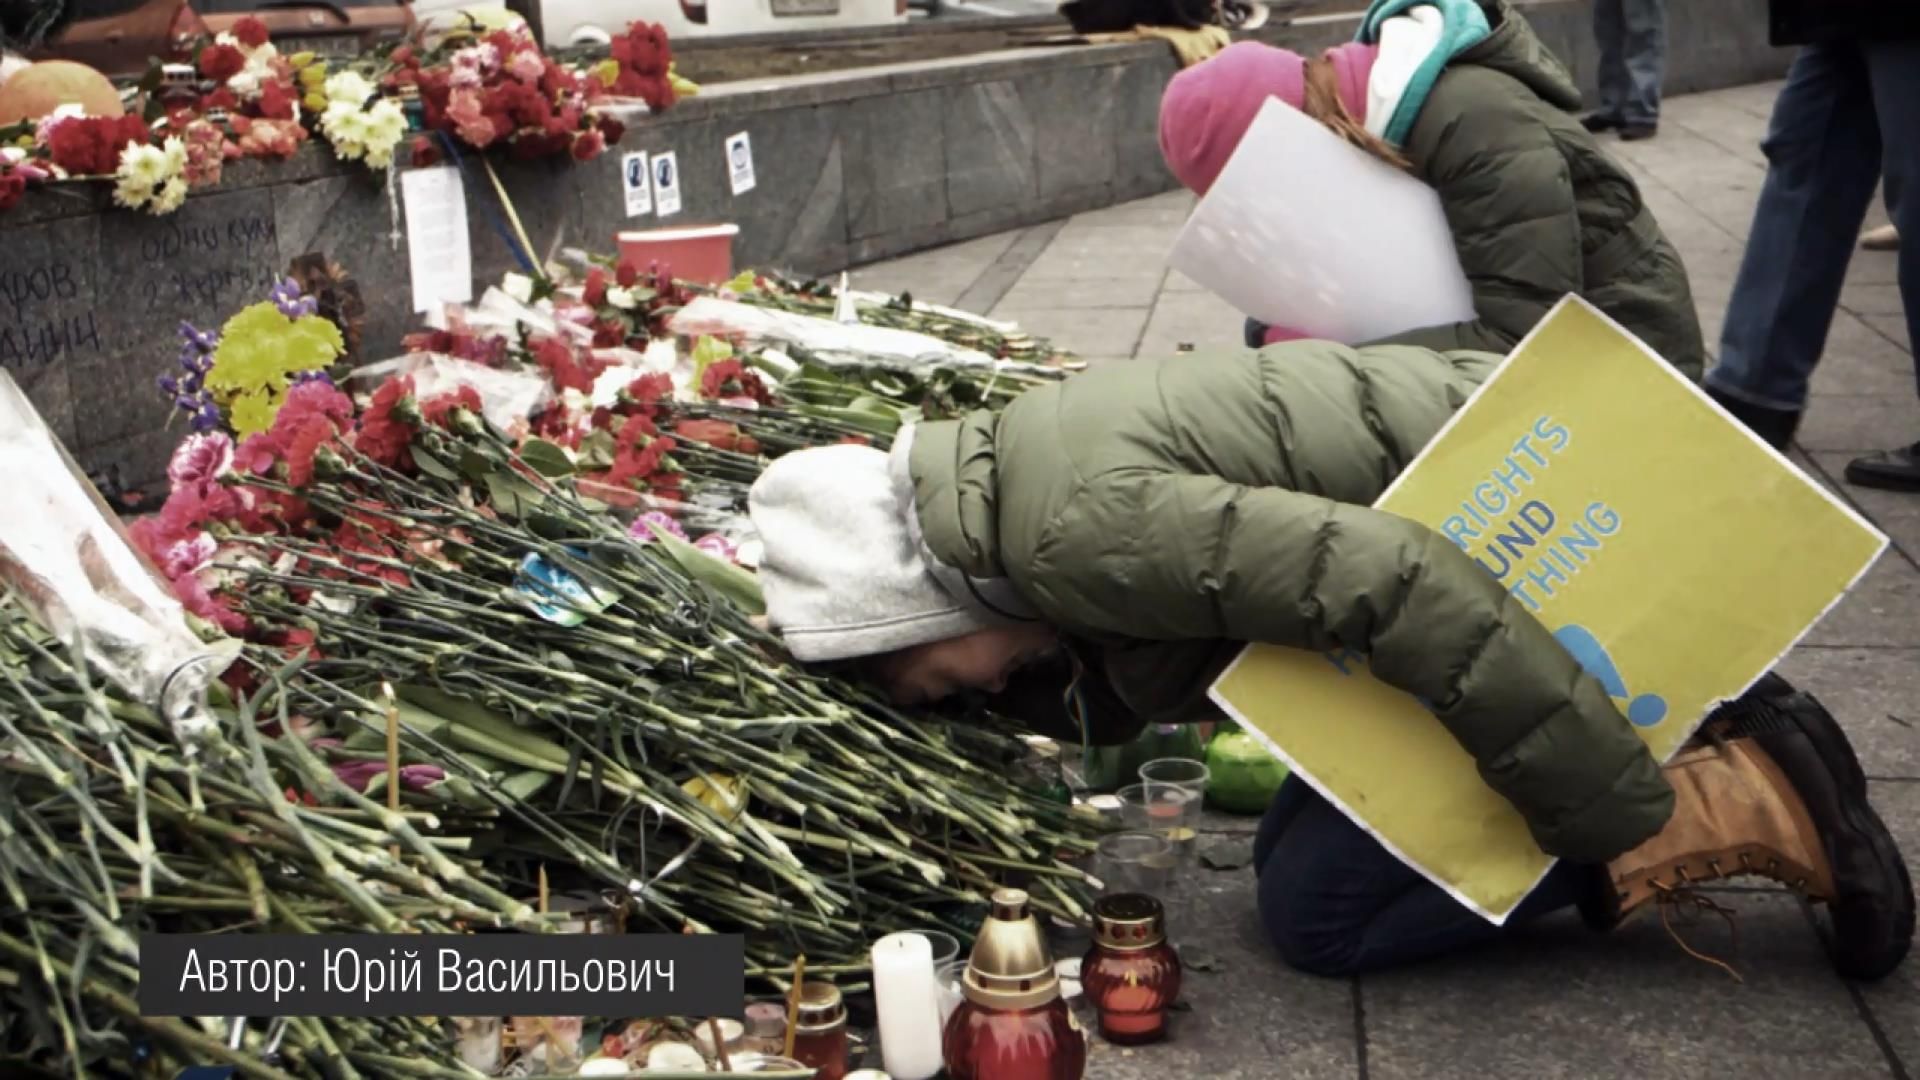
[1116,782,1200,865]
[1090,830,1175,898]
[934,959,966,1026]
[1081,893,1183,1045]
[790,981,849,1080]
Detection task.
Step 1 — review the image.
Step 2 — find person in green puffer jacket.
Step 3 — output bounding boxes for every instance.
[1158,0,1705,377]
[747,341,1912,980]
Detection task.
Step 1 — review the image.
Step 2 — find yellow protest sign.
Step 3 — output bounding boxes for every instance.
[1208,296,1887,923]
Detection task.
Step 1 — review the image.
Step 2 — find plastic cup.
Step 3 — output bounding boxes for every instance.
[1117,782,1200,865]
[1139,757,1210,797]
[915,929,962,970]
[934,958,966,1025]
[1092,830,1177,896]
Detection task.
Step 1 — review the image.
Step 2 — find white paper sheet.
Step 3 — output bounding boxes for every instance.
[652,151,683,217]
[622,150,653,217]
[401,166,474,315]
[1167,97,1474,344]
[726,131,756,195]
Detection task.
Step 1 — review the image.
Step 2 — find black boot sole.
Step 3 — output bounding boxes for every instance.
[1726,690,1915,980]
[1844,461,1920,492]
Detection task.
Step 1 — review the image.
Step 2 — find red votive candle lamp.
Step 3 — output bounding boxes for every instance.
[1081,893,1182,1045]
[941,888,1087,1080]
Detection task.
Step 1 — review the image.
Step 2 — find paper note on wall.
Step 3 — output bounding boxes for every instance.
[1168,97,1473,344]
[401,166,474,314]
[1208,297,1887,923]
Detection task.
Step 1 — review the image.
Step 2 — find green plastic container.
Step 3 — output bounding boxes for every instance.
[1079,723,1207,794]
[1204,724,1290,814]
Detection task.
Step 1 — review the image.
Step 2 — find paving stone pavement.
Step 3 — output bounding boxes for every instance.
[860,82,1920,1079]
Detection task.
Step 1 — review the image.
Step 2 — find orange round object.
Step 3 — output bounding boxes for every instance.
[0,60,126,126]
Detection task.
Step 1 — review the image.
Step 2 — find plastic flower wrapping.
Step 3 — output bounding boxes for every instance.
[0,372,234,746]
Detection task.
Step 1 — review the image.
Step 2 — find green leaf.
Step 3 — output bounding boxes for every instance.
[501,769,555,802]
[578,429,617,472]
[459,448,494,482]
[690,335,734,387]
[485,473,547,519]
[647,525,765,615]
[519,438,575,478]
[412,447,461,483]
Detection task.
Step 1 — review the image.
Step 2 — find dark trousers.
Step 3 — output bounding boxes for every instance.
[1252,777,1590,977]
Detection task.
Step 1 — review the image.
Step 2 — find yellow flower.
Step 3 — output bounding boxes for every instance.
[299,64,328,88]
[304,92,328,114]
[592,59,619,88]
[289,50,317,68]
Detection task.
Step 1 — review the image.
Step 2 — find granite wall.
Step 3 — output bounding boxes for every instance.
[1,0,1791,488]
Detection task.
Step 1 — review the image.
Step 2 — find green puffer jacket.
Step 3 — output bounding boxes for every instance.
[1368,0,1706,378]
[906,342,1674,864]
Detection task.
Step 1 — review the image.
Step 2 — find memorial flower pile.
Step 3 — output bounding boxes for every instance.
[0,14,686,216]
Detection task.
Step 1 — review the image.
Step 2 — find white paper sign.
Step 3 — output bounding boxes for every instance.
[1168,98,1474,344]
[401,165,473,315]
[622,151,653,217]
[651,151,683,217]
[725,131,756,195]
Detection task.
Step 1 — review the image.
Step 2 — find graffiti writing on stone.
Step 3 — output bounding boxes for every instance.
[0,259,100,371]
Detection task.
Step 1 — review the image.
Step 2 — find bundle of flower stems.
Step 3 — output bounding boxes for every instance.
[214,417,1098,981]
[0,599,539,1080]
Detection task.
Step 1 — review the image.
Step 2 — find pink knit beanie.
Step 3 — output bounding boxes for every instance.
[1158,41,1378,196]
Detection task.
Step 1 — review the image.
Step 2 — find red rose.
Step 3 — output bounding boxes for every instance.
[199,43,247,83]
[233,16,270,48]
[583,268,607,308]
[257,80,296,120]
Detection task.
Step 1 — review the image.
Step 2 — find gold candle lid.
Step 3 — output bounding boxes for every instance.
[793,981,845,1032]
[963,888,1060,1011]
[1091,893,1167,952]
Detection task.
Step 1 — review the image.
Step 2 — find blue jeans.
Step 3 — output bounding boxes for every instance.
[1593,0,1667,126]
[1707,41,1920,412]
[1252,777,1588,976]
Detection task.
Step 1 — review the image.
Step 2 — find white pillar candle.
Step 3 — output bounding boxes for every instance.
[871,932,945,1080]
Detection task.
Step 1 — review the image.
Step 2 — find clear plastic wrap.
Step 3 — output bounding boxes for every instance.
[0,372,233,744]
[347,352,555,433]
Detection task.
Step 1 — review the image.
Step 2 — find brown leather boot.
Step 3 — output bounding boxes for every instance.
[1581,680,1913,981]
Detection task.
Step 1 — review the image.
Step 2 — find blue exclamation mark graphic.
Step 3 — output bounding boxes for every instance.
[1554,624,1668,728]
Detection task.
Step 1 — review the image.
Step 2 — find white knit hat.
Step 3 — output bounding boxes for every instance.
[747,440,997,662]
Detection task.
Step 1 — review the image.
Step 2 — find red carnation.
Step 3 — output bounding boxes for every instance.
[571,129,606,162]
[284,416,338,487]
[0,172,23,213]
[421,385,483,428]
[199,43,247,83]
[583,268,608,308]
[202,87,239,112]
[615,261,639,288]
[355,376,419,468]
[257,80,296,120]
[598,117,626,146]
[591,320,626,349]
[391,44,417,68]
[233,16,270,48]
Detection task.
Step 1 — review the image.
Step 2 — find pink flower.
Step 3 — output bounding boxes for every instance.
[332,760,447,793]
[507,48,545,84]
[447,89,498,147]
[693,533,740,563]
[235,432,282,476]
[449,63,483,90]
[173,572,247,634]
[168,432,235,493]
[159,532,218,579]
[628,510,687,543]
